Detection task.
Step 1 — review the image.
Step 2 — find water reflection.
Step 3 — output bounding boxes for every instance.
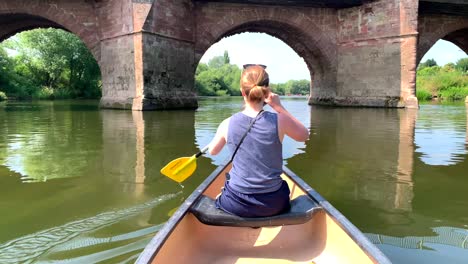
[1,101,102,182]
[415,104,467,166]
[288,107,415,216]
[0,101,200,263]
[101,110,147,197]
[143,110,200,185]
[395,109,417,212]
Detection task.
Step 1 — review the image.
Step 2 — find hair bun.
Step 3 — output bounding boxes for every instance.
[240,66,270,103]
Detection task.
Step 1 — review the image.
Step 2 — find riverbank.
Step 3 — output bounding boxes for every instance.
[416,64,468,102]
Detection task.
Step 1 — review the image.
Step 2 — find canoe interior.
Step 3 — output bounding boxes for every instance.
[151,165,377,264]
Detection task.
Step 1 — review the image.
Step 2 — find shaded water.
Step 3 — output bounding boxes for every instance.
[0,98,467,263]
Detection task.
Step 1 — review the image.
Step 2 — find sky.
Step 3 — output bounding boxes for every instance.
[200,33,468,83]
[200,33,310,83]
[421,39,467,66]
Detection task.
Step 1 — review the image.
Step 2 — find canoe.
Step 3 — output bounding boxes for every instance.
[137,162,391,264]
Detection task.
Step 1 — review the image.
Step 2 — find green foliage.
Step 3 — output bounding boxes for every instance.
[419,58,438,69]
[0,91,7,101]
[270,83,286,95]
[416,89,432,101]
[0,28,101,100]
[416,62,468,101]
[438,87,468,101]
[195,70,222,96]
[223,51,230,64]
[289,79,310,95]
[442,63,456,72]
[36,86,54,99]
[456,58,468,73]
[34,86,73,100]
[417,66,441,76]
[270,80,310,95]
[0,46,16,94]
[195,51,311,97]
[207,55,226,69]
[215,89,229,96]
[196,63,209,75]
[195,53,241,96]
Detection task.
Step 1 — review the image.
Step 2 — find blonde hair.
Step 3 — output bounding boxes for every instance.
[240,65,270,103]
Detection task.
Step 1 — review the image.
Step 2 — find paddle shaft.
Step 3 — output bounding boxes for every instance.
[196,145,209,158]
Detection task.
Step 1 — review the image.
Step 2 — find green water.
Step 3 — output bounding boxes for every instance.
[0,98,467,263]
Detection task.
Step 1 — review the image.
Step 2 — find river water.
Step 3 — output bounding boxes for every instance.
[0,98,467,263]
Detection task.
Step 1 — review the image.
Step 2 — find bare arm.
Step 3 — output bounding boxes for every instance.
[265,93,309,142]
[208,118,229,155]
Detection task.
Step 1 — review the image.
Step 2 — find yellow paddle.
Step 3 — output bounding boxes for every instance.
[160,146,209,183]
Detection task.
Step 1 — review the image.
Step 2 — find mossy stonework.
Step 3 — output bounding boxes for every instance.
[1,0,467,109]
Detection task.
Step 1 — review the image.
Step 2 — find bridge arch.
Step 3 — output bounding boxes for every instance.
[0,2,100,62]
[194,5,338,100]
[417,14,468,65]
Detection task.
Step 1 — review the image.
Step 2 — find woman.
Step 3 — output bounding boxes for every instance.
[208,64,309,217]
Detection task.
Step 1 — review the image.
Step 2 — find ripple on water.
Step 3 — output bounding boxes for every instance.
[0,193,181,264]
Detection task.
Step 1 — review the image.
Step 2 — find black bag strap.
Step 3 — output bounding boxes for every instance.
[230,110,264,162]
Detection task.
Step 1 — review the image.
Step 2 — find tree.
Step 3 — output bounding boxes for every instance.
[223,50,230,64]
[419,58,438,69]
[195,70,225,96]
[195,58,241,96]
[207,55,225,69]
[270,83,285,95]
[219,64,241,96]
[0,45,11,89]
[442,62,456,72]
[456,58,468,73]
[1,28,101,99]
[196,63,208,75]
[291,80,310,95]
[194,51,311,97]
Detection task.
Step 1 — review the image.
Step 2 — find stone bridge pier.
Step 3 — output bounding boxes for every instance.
[0,0,199,110]
[97,0,199,110]
[0,0,467,110]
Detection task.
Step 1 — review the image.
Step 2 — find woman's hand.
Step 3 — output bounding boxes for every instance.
[265,91,309,142]
[265,92,284,113]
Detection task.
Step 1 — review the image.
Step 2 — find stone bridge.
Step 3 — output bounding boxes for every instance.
[0,0,467,110]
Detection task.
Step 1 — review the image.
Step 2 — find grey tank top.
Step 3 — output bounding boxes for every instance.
[227,111,283,194]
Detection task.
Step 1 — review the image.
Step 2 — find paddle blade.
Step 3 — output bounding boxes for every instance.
[160,156,197,183]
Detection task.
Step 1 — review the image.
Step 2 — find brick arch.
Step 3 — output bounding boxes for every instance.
[417,14,468,65]
[0,1,100,62]
[0,14,64,41]
[195,4,338,97]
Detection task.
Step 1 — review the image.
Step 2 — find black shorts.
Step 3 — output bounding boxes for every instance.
[215,180,291,218]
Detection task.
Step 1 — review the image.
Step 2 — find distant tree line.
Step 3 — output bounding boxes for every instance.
[0,28,101,101]
[195,51,310,96]
[416,58,468,101]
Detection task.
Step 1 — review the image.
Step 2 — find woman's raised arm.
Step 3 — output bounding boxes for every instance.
[265,92,309,142]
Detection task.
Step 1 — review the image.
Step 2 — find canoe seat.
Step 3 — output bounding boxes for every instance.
[189,195,322,227]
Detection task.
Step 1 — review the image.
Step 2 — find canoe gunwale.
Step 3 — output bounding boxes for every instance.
[137,162,391,264]
[282,166,392,264]
[136,162,230,264]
